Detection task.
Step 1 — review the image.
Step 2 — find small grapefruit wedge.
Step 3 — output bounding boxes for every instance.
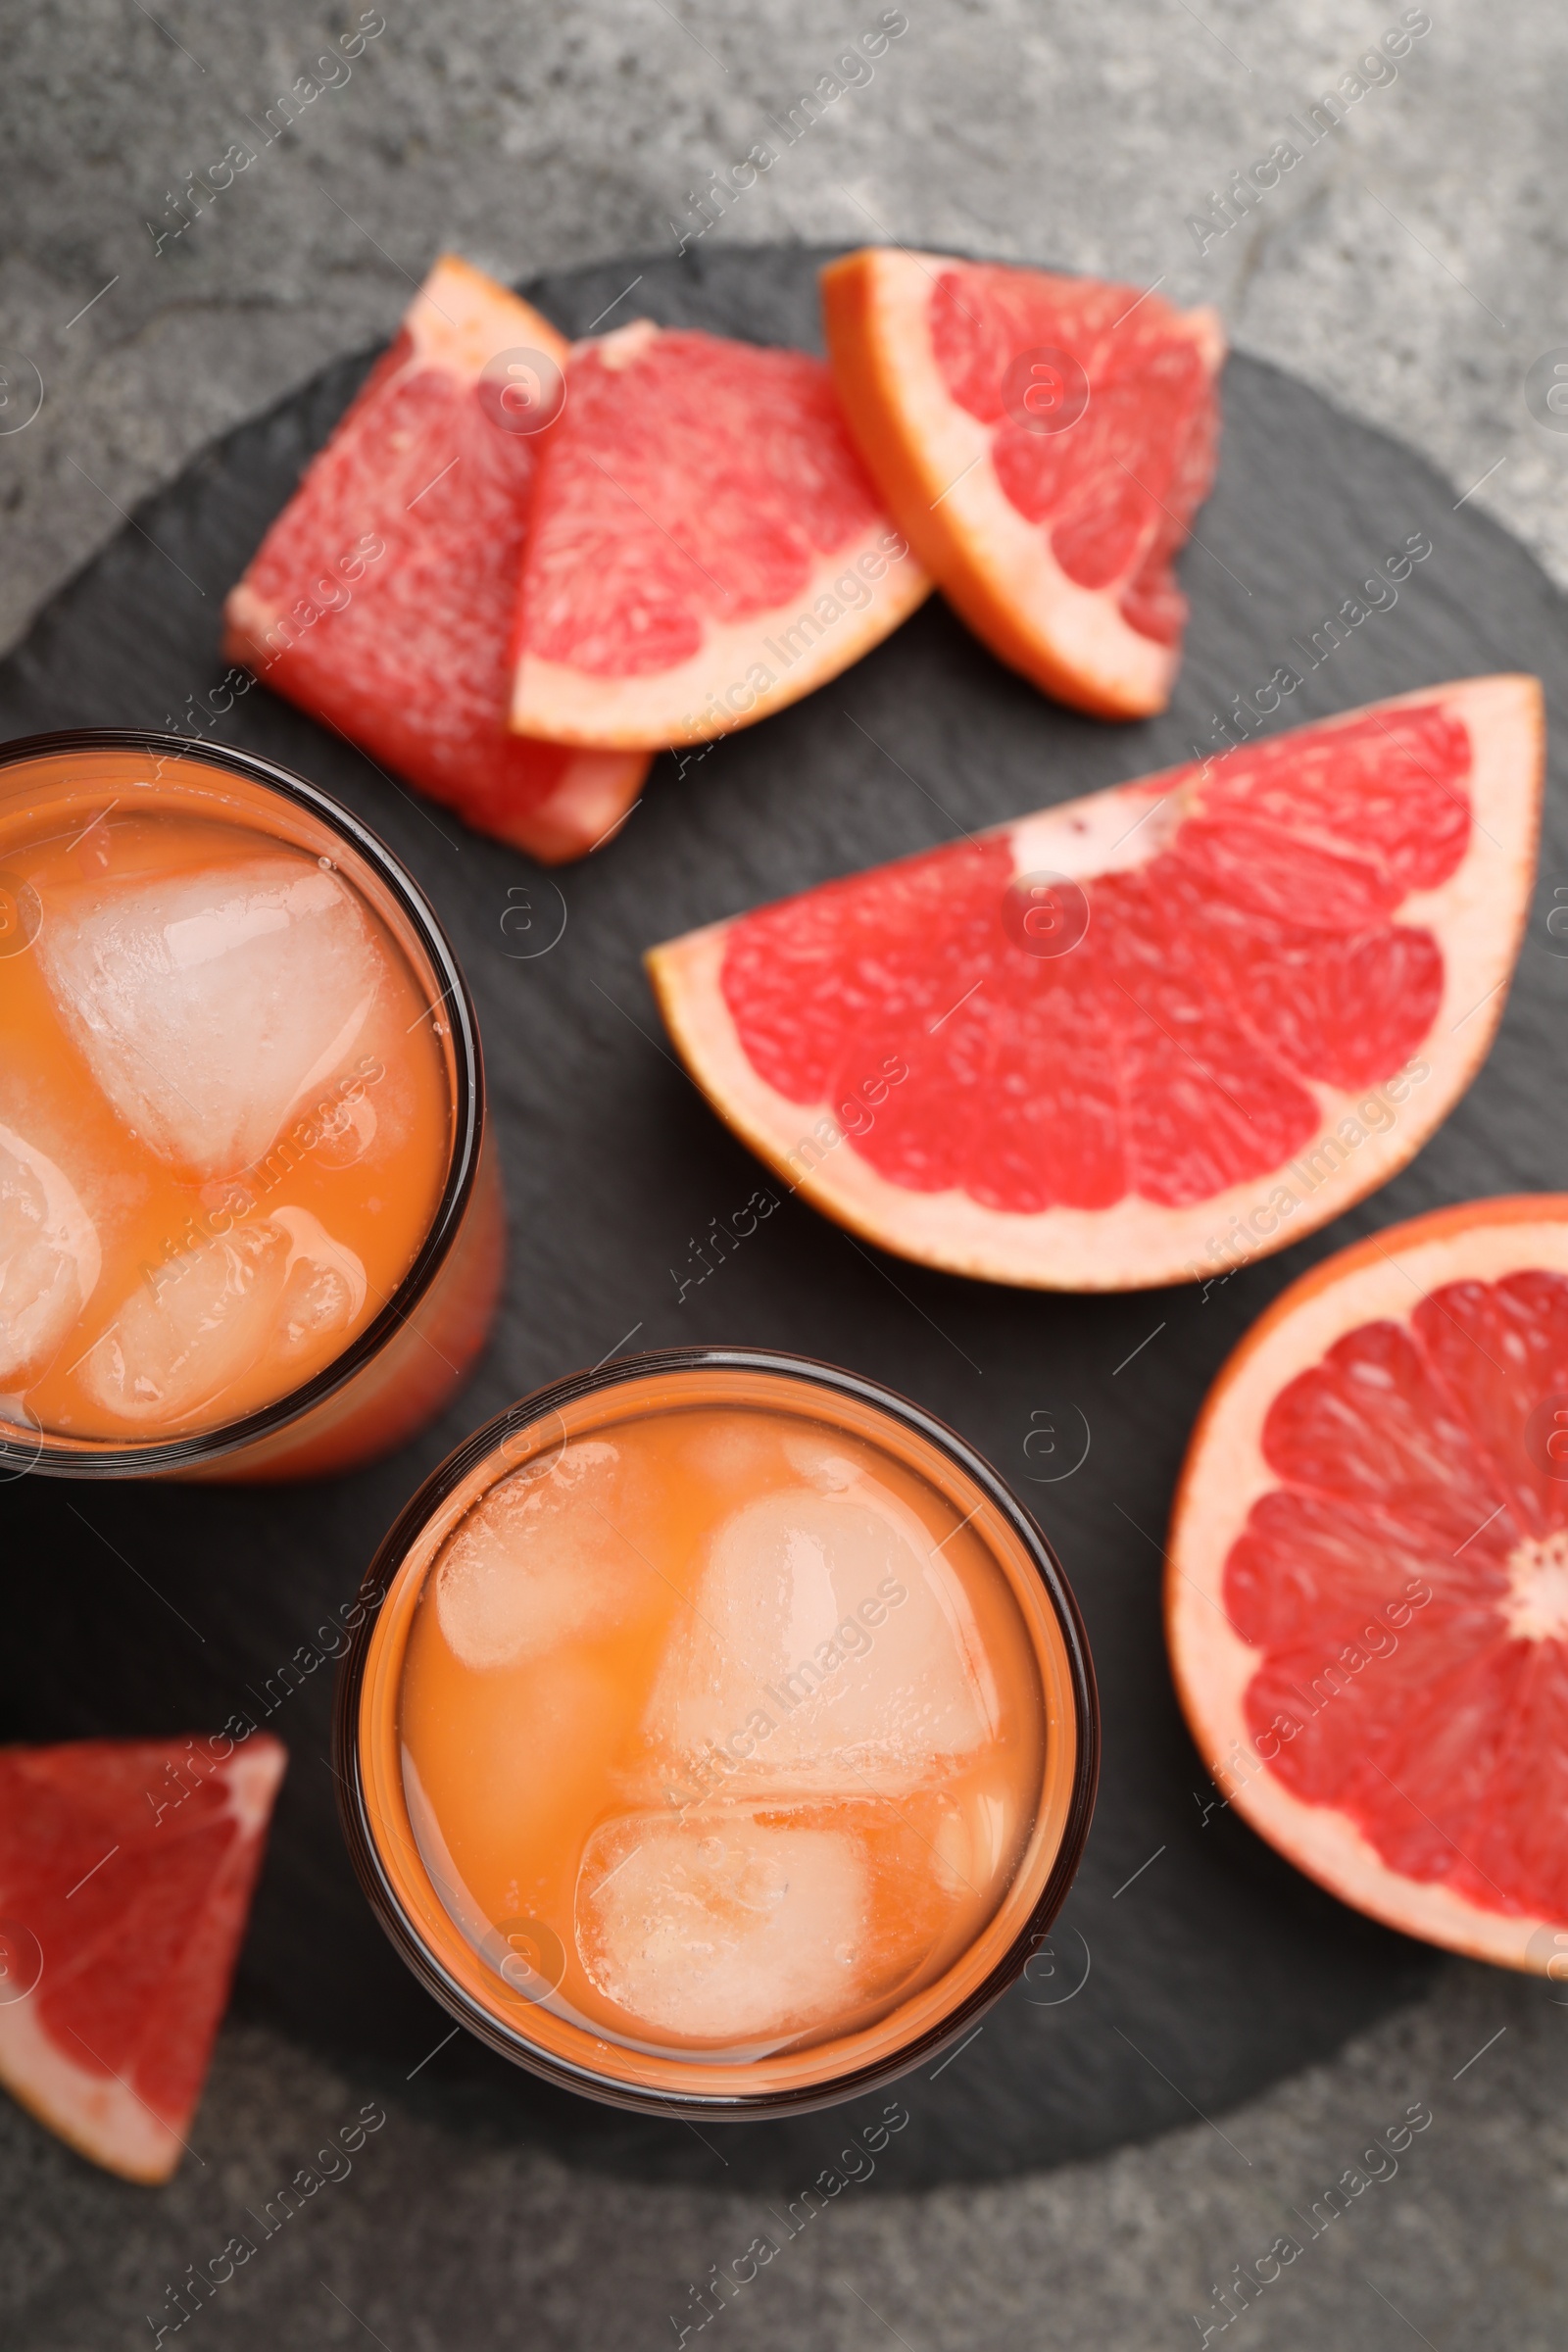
[508,320,932,751]
[647,678,1542,1291]
[0,1734,285,2180]
[224,254,649,863]
[1168,1197,1568,1972]
[821,248,1224,717]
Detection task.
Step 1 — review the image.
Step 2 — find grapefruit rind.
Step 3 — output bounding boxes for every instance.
[821,247,1225,719]
[508,318,933,753]
[647,677,1543,1292]
[1166,1197,1568,1972]
[0,1737,286,2182]
[391,251,564,381]
[222,255,650,865]
[487,750,653,864]
[0,1992,185,2184]
[512,514,930,752]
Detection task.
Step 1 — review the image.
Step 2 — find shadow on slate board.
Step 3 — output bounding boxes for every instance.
[1,244,1565,2192]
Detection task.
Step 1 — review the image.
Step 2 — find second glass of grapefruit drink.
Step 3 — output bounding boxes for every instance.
[0,729,501,1480]
[337,1348,1097,2115]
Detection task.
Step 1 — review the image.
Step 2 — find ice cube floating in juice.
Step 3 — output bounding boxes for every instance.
[0,737,492,1470]
[342,1356,1096,2112]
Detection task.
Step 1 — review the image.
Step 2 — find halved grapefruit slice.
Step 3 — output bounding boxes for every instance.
[508,320,932,751]
[0,1734,285,2180]
[1168,1197,1568,1973]
[821,248,1224,717]
[224,254,649,864]
[648,678,1542,1291]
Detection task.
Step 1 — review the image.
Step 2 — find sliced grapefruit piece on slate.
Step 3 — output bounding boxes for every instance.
[821,248,1224,718]
[224,254,648,864]
[0,1735,285,2181]
[1168,1196,1568,1972]
[508,320,932,751]
[648,678,1542,1291]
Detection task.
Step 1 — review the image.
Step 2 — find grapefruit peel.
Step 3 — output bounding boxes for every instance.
[1167,1198,1568,1972]
[223,254,649,864]
[648,678,1542,1292]
[0,1735,285,2181]
[821,247,1224,718]
[509,318,933,752]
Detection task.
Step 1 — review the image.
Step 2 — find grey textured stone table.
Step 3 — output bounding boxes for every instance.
[3,4,1568,2347]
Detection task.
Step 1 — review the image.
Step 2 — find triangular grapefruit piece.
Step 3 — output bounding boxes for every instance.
[1168,1195,1568,1971]
[508,320,932,751]
[0,1735,285,2180]
[224,254,649,864]
[821,248,1224,717]
[648,679,1542,1291]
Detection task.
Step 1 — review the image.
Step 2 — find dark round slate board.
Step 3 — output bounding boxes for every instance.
[2,245,1565,2194]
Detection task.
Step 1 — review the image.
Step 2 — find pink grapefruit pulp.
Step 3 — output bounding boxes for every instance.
[647,678,1542,1290]
[1168,1198,1568,1971]
[508,320,932,750]
[821,248,1224,717]
[0,1735,285,2180]
[224,255,649,864]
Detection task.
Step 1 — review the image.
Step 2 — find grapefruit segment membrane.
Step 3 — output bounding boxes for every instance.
[223,254,650,864]
[508,321,933,751]
[821,248,1224,717]
[1167,1198,1568,1972]
[0,1735,285,2180]
[647,678,1543,1291]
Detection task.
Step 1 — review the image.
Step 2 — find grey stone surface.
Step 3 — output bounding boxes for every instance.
[2,0,1567,663]
[4,1967,1566,2350]
[3,2,1566,2345]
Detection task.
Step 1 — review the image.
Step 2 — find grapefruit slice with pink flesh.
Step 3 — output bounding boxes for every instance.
[648,678,1542,1291]
[821,248,1224,718]
[223,255,649,864]
[508,320,932,751]
[0,1735,285,2180]
[1168,1197,1568,1973]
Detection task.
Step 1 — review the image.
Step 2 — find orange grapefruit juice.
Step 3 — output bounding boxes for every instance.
[354,1362,1089,2101]
[0,740,484,1466]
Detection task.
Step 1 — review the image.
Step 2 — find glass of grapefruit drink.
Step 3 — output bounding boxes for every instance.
[336,1348,1097,2115]
[0,729,500,1480]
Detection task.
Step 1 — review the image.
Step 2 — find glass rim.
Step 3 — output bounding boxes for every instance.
[0,725,485,1478]
[332,1343,1101,2121]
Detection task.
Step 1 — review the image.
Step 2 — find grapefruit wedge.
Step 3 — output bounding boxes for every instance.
[648,678,1542,1291]
[224,254,649,863]
[1168,1197,1568,1972]
[508,320,932,750]
[821,248,1224,717]
[0,1734,285,2180]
